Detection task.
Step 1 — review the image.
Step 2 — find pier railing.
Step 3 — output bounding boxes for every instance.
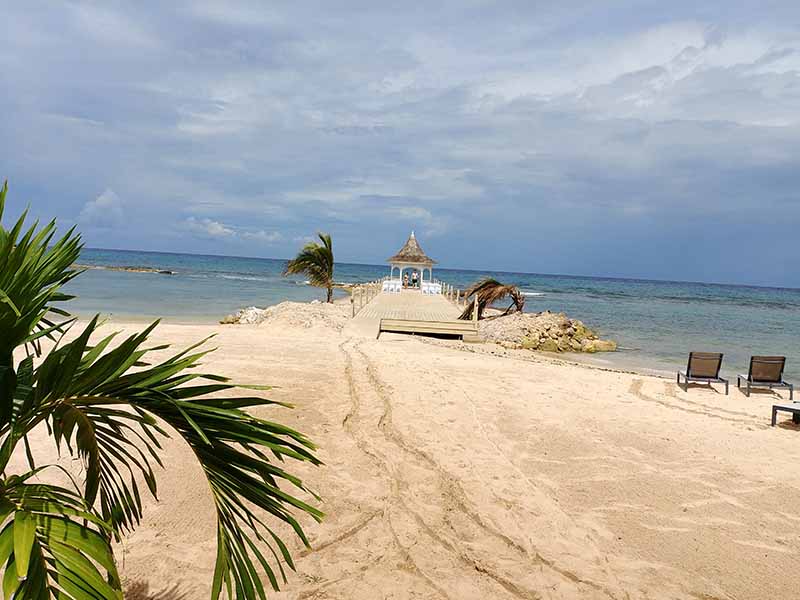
[351,277,475,320]
[434,279,469,312]
[351,277,386,317]
[429,279,480,325]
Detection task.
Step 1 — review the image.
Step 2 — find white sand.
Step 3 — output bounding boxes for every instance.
[18,303,800,599]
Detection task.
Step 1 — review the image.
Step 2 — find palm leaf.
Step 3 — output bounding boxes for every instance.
[1,480,122,600]
[1,180,323,598]
[0,181,81,371]
[459,278,526,320]
[29,317,323,592]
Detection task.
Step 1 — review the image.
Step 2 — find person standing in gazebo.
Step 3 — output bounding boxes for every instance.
[411,271,419,288]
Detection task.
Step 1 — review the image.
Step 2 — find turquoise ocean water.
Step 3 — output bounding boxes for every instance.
[67,248,800,379]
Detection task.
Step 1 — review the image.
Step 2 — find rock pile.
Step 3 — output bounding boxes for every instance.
[75,264,174,275]
[478,311,616,353]
[220,301,349,331]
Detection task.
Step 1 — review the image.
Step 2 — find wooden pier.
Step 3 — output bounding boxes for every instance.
[348,288,479,341]
[345,232,479,341]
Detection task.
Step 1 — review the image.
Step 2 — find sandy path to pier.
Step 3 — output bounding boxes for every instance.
[21,303,799,599]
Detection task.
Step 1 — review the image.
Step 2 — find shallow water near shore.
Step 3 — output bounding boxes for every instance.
[67,248,800,380]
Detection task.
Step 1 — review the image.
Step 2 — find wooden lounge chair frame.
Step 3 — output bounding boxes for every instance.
[737,356,793,400]
[677,352,728,394]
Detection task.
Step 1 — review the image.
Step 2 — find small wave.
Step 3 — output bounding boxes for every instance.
[648,293,799,310]
[219,274,272,282]
[294,280,311,286]
[582,290,630,299]
[521,291,546,297]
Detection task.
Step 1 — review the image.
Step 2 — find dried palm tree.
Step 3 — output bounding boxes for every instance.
[459,278,525,320]
[283,233,335,303]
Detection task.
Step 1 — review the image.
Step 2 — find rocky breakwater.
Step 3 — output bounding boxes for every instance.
[75,264,174,275]
[479,310,617,353]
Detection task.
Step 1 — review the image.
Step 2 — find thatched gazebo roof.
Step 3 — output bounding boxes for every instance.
[387,231,436,266]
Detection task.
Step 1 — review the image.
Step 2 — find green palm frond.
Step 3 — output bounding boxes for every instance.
[36,317,324,593]
[283,233,334,302]
[0,193,82,358]
[0,179,322,598]
[1,477,122,600]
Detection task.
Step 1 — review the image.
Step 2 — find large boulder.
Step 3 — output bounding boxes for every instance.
[539,339,559,352]
[581,339,617,353]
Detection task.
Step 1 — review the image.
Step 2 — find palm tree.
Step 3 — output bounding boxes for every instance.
[458,278,526,321]
[283,233,334,303]
[0,180,322,599]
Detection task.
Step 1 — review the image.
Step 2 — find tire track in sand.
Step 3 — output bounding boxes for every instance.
[630,380,766,428]
[439,370,624,598]
[352,342,621,600]
[342,339,545,599]
[339,339,456,600]
[665,381,768,419]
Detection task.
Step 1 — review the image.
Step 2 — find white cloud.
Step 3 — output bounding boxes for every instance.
[68,4,158,48]
[183,217,282,244]
[78,189,124,228]
[382,205,450,237]
[190,2,286,28]
[385,206,432,221]
[242,229,283,243]
[183,216,235,238]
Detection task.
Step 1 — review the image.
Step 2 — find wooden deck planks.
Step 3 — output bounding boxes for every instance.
[355,289,460,322]
[351,289,477,340]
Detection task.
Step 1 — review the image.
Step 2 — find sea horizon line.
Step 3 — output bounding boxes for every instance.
[81,246,800,293]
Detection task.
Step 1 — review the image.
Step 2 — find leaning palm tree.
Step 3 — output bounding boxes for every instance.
[0,180,322,599]
[459,277,526,321]
[283,233,334,303]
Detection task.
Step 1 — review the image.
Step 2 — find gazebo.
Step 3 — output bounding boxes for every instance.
[387,231,437,287]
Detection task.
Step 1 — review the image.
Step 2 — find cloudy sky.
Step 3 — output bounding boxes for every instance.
[2,2,799,286]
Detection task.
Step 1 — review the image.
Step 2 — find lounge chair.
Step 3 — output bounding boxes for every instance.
[737,356,793,400]
[771,403,800,426]
[677,352,728,394]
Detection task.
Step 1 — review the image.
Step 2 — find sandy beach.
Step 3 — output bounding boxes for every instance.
[20,301,793,600]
